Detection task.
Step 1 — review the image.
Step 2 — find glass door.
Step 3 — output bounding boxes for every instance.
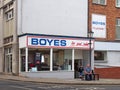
[4,47,12,73]
[5,54,12,73]
[9,54,12,72]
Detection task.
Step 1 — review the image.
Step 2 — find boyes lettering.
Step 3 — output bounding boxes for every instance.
[31,38,66,46]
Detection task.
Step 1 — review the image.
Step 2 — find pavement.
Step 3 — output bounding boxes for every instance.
[0,74,120,85]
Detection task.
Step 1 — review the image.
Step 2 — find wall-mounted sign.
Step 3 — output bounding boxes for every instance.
[27,36,94,49]
[92,14,106,38]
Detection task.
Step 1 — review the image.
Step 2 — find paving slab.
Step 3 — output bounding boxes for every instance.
[0,74,120,85]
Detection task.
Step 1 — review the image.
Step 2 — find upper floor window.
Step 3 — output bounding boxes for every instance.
[4,36,13,44]
[3,2,14,21]
[5,47,12,54]
[116,18,120,39]
[116,0,120,7]
[93,0,106,5]
[5,9,14,21]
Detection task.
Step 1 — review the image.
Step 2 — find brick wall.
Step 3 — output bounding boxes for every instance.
[89,0,120,79]
[89,0,120,41]
[94,67,120,79]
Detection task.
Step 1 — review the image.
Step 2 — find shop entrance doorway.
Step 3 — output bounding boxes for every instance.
[5,54,12,73]
[74,59,83,78]
[4,47,12,73]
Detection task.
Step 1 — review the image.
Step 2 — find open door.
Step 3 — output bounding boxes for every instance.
[74,59,83,78]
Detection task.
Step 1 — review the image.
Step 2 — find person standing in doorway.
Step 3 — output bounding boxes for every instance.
[74,63,78,78]
[78,65,84,80]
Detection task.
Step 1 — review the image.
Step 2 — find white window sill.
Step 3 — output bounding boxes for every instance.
[95,60,107,63]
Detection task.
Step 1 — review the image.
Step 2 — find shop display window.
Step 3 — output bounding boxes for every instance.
[20,48,72,72]
[53,49,72,71]
[30,50,50,71]
[20,49,50,72]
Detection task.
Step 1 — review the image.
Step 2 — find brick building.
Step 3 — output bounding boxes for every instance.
[89,0,120,78]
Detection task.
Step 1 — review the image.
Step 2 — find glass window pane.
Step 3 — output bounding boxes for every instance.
[53,49,72,71]
[116,19,120,25]
[94,51,106,61]
[93,0,106,5]
[100,0,105,4]
[35,52,50,71]
[116,0,120,7]
[93,0,97,3]
[116,26,120,39]
[24,49,50,72]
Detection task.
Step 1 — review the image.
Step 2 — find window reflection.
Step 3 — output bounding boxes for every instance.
[53,49,72,71]
[20,49,72,72]
[94,51,106,61]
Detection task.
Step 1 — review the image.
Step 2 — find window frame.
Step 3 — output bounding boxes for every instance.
[116,18,120,39]
[116,0,120,7]
[92,0,106,5]
[94,51,107,62]
[5,9,14,21]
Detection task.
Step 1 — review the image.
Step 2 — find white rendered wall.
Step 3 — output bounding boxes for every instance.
[95,41,120,51]
[107,51,120,67]
[95,41,120,67]
[19,36,27,48]
[17,0,88,37]
[20,71,74,79]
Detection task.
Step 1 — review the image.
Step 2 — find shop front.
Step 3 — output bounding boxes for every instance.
[19,34,94,79]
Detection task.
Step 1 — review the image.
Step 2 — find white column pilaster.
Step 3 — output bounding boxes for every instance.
[19,49,21,73]
[72,49,75,71]
[50,48,53,71]
[25,48,28,72]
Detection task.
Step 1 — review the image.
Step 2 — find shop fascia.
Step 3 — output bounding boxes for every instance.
[27,36,94,49]
[20,35,94,72]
